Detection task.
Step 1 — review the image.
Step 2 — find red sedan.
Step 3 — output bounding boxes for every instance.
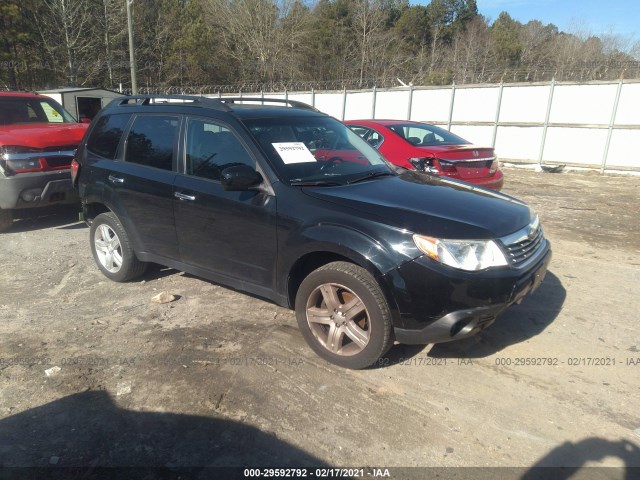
[345,120,504,190]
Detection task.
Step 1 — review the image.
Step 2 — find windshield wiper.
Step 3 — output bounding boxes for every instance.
[346,171,396,184]
[290,180,343,187]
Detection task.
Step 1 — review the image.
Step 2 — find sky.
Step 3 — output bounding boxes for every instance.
[476,0,640,41]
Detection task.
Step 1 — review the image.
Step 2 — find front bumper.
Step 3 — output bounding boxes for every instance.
[384,243,551,345]
[0,170,79,210]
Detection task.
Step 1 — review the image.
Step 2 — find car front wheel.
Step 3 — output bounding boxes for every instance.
[90,212,147,282]
[295,261,393,369]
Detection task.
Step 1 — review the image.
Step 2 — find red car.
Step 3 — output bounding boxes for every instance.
[0,92,89,231]
[345,120,504,190]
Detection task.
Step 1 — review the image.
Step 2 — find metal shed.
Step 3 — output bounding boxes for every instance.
[38,88,123,122]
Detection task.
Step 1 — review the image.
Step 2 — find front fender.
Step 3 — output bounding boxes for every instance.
[283,223,402,275]
[277,222,421,321]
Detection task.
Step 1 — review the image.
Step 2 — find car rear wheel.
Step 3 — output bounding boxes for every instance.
[0,209,13,232]
[90,212,147,282]
[295,261,393,369]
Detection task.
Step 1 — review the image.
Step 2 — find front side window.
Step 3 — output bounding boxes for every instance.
[124,115,178,171]
[0,97,76,125]
[348,125,384,149]
[243,116,393,185]
[185,118,255,181]
[87,114,131,159]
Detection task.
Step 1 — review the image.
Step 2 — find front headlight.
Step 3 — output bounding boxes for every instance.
[413,235,508,271]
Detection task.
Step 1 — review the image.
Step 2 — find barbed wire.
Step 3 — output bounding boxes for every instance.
[122,65,640,95]
[3,60,638,94]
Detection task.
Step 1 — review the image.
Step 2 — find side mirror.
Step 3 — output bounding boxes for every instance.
[221,165,263,191]
[80,117,92,124]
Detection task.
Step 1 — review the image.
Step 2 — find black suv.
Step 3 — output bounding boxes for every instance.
[74,95,551,369]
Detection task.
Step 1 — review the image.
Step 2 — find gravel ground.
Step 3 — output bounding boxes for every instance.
[0,167,639,479]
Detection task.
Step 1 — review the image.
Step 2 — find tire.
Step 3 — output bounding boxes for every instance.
[295,261,393,369]
[89,212,147,282]
[0,209,12,232]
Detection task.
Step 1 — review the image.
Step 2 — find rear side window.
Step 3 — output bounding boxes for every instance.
[124,115,178,171]
[87,114,131,159]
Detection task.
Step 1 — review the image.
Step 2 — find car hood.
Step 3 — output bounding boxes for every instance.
[302,171,532,239]
[0,123,88,149]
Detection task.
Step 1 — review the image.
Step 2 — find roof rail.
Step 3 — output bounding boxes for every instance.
[116,94,231,112]
[220,97,317,111]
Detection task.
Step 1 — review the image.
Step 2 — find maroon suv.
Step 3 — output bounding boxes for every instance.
[0,92,88,231]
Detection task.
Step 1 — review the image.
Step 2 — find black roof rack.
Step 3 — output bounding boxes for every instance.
[115,95,231,112]
[111,94,317,113]
[220,97,317,111]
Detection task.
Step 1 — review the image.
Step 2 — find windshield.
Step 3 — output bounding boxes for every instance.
[243,116,395,185]
[387,123,470,147]
[0,97,77,126]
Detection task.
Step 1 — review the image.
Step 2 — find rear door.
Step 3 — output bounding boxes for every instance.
[94,114,180,259]
[173,116,277,289]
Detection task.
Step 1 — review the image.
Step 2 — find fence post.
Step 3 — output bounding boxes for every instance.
[285,89,288,103]
[260,90,264,105]
[371,86,377,118]
[311,88,315,108]
[601,79,623,174]
[538,78,555,166]
[407,85,414,120]
[447,82,456,131]
[492,82,504,148]
[341,87,347,120]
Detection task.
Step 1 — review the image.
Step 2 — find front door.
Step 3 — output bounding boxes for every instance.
[173,117,277,289]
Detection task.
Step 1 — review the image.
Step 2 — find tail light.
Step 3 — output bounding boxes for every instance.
[489,159,500,174]
[71,158,80,186]
[409,157,439,174]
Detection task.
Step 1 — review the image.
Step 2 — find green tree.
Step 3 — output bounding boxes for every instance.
[0,0,40,88]
[491,11,522,67]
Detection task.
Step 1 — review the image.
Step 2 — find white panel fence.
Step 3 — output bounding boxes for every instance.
[216,79,640,172]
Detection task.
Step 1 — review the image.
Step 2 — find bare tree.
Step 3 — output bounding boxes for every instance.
[204,0,309,83]
[35,0,97,86]
[96,0,127,88]
[351,0,389,87]
[452,16,493,83]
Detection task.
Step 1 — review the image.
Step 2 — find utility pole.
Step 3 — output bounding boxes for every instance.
[126,0,138,94]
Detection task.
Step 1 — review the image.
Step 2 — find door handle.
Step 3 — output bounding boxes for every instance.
[174,192,196,201]
[108,175,124,184]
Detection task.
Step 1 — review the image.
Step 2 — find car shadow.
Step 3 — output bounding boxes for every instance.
[0,390,330,478]
[520,437,640,479]
[137,264,182,283]
[427,271,565,359]
[7,205,83,233]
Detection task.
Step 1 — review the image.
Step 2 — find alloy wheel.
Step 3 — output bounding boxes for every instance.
[94,224,123,273]
[305,283,371,356]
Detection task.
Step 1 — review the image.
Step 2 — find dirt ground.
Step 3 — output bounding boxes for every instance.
[0,167,639,479]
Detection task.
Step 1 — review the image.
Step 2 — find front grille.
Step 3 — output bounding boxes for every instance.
[501,220,545,266]
[44,156,72,168]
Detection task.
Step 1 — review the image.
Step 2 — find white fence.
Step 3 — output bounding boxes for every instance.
[221,80,640,172]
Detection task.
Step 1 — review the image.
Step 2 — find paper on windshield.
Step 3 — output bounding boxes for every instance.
[40,102,63,123]
[272,142,317,164]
